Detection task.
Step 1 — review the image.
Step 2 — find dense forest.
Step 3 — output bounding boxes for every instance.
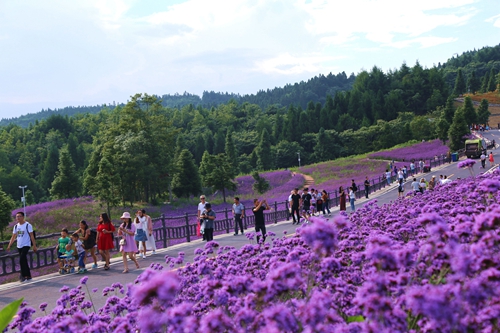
[0,45,498,220]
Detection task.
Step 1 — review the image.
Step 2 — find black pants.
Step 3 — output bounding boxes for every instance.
[322,200,331,214]
[205,228,213,241]
[291,206,300,223]
[18,246,31,279]
[255,223,266,243]
[234,214,244,234]
[365,188,369,198]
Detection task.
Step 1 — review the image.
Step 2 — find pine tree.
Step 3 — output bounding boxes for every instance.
[213,130,225,154]
[467,70,480,94]
[480,71,490,93]
[91,155,121,218]
[462,96,477,126]
[252,172,270,194]
[443,96,455,124]
[224,130,238,173]
[448,107,469,151]
[256,129,272,171]
[199,153,236,203]
[453,69,466,96]
[50,148,81,199]
[39,145,60,194]
[487,68,497,92]
[435,117,450,145]
[0,184,15,239]
[171,149,201,199]
[477,99,491,125]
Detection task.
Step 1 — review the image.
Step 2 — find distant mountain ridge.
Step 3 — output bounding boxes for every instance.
[0,71,355,128]
[2,43,499,128]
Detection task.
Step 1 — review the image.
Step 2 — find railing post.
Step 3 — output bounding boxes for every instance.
[285,200,289,221]
[185,213,190,243]
[274,201,278,223]
[161,214,167,248]
[225,208,230,234]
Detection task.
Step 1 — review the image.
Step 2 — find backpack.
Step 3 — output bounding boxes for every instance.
[15,222,36,240]
[84,228,97,250]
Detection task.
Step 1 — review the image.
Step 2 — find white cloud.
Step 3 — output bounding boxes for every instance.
[485,13,500,28]
[254,53,344,75]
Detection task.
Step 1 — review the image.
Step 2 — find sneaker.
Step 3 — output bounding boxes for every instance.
[92,264,98,269]
[152,251,156,255]
[19,277,26,283]
[233,233,238,236]
[26,277,32,281]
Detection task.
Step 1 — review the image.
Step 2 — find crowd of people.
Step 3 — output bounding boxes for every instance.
[6,210,158,282]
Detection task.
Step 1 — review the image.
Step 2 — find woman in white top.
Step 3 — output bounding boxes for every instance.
[349,187,356,212]
[134,211,148,259]
[138,209,157,255]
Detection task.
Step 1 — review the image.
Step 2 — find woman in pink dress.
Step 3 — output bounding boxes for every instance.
[118,212,140,273]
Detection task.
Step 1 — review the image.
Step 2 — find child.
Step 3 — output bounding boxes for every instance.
[61,241,75,274]
[56,228,70,274]
[72,233,87,274]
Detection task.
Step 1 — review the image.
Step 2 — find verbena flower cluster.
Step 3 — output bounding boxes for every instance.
[10,169,500,332]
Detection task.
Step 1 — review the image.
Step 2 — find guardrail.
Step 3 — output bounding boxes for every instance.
[0,154,457,277]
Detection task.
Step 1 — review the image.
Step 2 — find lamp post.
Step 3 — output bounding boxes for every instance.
[297,152,301,168]
[19,185,27,217]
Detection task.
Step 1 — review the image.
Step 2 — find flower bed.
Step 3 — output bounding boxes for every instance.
[369,139,449,162]
[9,170,500,332]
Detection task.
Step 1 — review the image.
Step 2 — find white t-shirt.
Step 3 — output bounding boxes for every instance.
[198,202,206,217]
[13,222,33,248]
[75,239,85,254]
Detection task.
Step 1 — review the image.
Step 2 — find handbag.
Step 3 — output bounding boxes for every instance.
[119,238,126,246]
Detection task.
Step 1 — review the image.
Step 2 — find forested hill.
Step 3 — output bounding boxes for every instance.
[0,71,355,127]
[440,43,500,90]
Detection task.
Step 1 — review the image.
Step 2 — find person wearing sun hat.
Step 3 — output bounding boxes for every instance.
[428,176,436,190]
[118,212,140,273]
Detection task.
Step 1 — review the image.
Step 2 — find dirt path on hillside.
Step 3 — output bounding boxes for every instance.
[295,173,314,189]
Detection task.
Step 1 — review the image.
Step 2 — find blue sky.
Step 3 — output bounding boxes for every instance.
[0,0,499,120]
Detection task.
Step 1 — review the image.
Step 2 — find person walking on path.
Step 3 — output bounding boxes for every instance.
[71,233,87,274]
[321,190,331,215]
[301,188,312,221]
[349,187,356,212]
[411,178,420,194]
[481,152,487,168]
[96,213,114,270]
[419,160,424,173]
[232,197,245,236]
[385,169,392,185]
[77,220,98,268]
[7,212,38,282]
[290,188,301,224]
[134,212,148,259]
[364,177,370,199]
[197,195,207,240]
[339,186,346,211]
[201,203,216,242]
[489,152,495,167]
[428,176,436,190]
[138,209,156,255]
[398,181,405,198]
[253,198,270,243]
[118,212,140,273]
[410,162,415,175]
[419,178,427,193]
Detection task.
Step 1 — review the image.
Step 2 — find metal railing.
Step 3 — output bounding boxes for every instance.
[0,154,459,277]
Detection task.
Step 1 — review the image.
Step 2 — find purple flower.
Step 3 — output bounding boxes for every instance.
[299,217,339,256]
[80,276,89,285]
[458,159,476,169]
[131,270,180,305]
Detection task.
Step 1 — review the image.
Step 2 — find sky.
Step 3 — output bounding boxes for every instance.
[0,0,499,120]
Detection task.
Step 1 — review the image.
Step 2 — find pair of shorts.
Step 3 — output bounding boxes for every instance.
[302,206,311,213]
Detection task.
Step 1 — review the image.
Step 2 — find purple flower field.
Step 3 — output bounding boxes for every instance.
[369,139,449,162]
[9,170,500,332]
[299,157,406,192]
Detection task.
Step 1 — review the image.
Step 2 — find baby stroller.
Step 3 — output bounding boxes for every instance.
[59,250,76,274]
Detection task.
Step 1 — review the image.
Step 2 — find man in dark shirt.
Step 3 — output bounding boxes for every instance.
[301,188,312,222]
[364,177,370,199]
[289,188,301,224]
[253,198,270,243]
